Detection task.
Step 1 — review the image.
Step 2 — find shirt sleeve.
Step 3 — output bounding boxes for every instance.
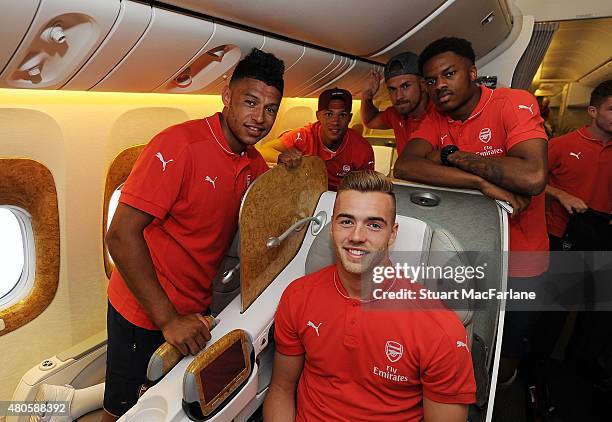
[355,134,375,170]
[120,128,190,220]
[421,318,476,404]
[380,107,395,130]
[547,136,562,172]
[408,111,441,149]
[365,144,375,170]
[502,89,548,151]
[274,285,305,356]
[280,128,307,153]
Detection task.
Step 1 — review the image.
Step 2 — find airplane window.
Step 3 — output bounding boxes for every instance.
[107,186,122,232]
[106,185,122,265]
[0,206,33,310]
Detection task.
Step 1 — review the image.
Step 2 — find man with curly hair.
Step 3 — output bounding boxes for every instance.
[103,48,285,421]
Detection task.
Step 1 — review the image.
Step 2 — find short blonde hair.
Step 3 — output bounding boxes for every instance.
[337,170,394,195]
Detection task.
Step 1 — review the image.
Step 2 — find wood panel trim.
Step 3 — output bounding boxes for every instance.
[102,145,145,278]
[0,159,59,336]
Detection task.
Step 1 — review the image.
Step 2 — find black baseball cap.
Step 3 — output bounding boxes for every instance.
[384,51,421,80]
[318,88,352,113]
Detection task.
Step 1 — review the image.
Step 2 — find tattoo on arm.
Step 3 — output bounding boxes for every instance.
[450,153,504,186]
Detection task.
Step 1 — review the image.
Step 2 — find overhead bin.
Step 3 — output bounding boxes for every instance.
[306,59,382,100]
[155,22,264,95]
[282,47,337,97]
[0,0,40,76]
[162,0,445,57]
[62,1,151,91]
[369,0,512,63]
[91,8,215,93]
[293,54,353,97]
[0,0,120,89]
[260,37,303,74]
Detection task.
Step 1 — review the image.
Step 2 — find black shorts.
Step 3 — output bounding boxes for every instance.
[104,302,165,417]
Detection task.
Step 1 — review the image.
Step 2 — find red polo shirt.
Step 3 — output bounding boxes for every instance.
[108,113,268,329]
[410,86,549,277]
[280,122,374,191]
[275,266,476,422]
[547,126,612,237]
[380,101,435,156]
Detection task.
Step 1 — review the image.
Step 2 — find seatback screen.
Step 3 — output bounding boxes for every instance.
[199,340,246,404]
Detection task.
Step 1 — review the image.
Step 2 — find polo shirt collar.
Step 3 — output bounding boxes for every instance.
[447,85,493,124]
[205,112,251,157]
[577,125,607,147]
[315,121,349,159]
[394,99,434,123]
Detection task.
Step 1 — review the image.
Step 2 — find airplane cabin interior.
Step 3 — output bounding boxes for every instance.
[0,1,611,421]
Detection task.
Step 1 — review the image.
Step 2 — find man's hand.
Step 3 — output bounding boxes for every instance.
[160,314,212,355]
[362,70,382,100]
[556,191,588,214]
[480,180,531,218]
[277,148,303,169]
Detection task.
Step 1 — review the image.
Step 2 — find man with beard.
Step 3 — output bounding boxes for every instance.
[263,170,475,422]
[102,48,284,421]
[360,51,433,156]
[393,37,549,386]
[259,87,374,191]
[546,80,611,250]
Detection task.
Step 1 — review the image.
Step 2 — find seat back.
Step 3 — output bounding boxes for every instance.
[210,231,241,316]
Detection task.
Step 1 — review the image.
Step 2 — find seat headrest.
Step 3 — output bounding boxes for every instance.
[425,228,473,326]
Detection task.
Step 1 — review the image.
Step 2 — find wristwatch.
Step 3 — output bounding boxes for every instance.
[440,144,459,166]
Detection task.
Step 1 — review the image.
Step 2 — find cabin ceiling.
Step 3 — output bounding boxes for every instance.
[162,0,512,61]
[161,0,447,58]
[532,17,612,96]
[0,0,512,97]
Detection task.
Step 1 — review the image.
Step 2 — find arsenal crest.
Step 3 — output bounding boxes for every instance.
[385,340,404,363]
[479,127,492,143]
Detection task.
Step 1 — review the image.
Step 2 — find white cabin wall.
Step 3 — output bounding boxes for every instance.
[514,0,612,21]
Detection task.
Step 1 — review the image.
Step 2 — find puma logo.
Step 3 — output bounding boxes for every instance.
[569,152,581,160]
[517,104,534,115]
[155,152,174,172]
[457,335,469,351]
[204,176,218,189]
[307,320,322,336]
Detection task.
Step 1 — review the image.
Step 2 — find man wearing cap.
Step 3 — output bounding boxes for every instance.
[259,87,374,191]
[360,51,433,156]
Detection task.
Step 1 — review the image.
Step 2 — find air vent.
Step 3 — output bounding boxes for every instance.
[511,22,559,90]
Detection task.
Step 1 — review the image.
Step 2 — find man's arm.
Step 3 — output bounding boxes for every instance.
[263,352,305,422]
[394,140,532,215]
[106,203,210,355]
[394,139,485,190]
[447,139,548,196]
[258,138,288,164]
[258,137,304,169]
[545,185,588,214]
[423,397,468,422]
[360,71,390,130]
